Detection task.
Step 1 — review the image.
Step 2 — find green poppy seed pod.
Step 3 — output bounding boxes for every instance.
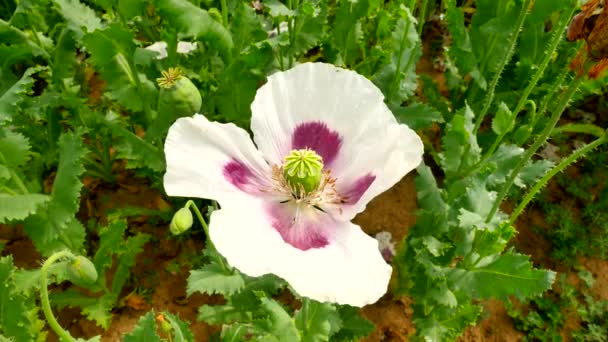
[283,149,324,196]
[157,68,202,116]
[170,207,193,235]
[67,256,98,284]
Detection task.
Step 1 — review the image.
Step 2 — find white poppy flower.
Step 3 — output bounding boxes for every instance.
[145,41,198,59]
[164,63,423,306]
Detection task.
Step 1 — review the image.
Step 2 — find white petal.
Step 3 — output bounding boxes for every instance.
[145,41,168,59]
[330,123,423,221]
[164,114,272,202]
[176,41,197,54]
[209,194,392,307]
[250,62,423,219]
[250,62,390,165]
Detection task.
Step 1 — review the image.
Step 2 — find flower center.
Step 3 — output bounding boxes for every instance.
[282,149,324,197]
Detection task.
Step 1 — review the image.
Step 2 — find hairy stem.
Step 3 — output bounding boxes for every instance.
[509,134,607,225]
[485,73,584,223]
[480,5,576,158]
[40,250,76,342]
[473,0,532,133]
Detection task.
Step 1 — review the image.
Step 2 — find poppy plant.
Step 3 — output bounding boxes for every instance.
[164,63,423,306]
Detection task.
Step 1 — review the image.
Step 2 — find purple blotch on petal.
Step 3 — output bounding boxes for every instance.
[343,173,375,205]
[291,121,342,166]
[223,159,253,192]
[266,203,330,251]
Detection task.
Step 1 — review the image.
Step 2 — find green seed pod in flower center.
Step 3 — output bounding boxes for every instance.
[283,149,324,196]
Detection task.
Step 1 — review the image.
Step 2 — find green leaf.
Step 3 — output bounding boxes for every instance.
[230,1,266,54]
[0,256,47,342]
[491,102,514,135]
[93,220,128,275]
[393,102,443,130]
[153,0,233,60]
[198,304,252,325]
[288,1,328,57]
[214,42,274,126]
[24,131,88,256]
[332,306,375,341]
[421,236,451,257]
[162,312,195,342]
[51,289,114,328]
[0,66,45,123]
[295,301,341,342]
[0,194,50,223]
[123,312,161,341]
[415,317,449,342]
[81,23,153,112]
[373,7,421,105]
[448,252,556,301]
[187,264,246,296]
[331,0,370,66]
[52,0,102,40]
[445,0,486,89]
[517,159,553,188]
[101,116,165,172]
[265,0,295,18]
[429,282,458,308]
[110,233,149,294]
[0,128,30,168]
[440,104,480,179]
[258,297,300,341]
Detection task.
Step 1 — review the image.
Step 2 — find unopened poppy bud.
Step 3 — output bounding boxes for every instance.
[67,256,98,284]
[170,207,193,235]
[282,149,323,196]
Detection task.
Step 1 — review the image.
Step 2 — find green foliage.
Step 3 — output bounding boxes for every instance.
[51,220,149,328]
[123,312,162,342]
[24,131,88,256]
[0,256,47,341]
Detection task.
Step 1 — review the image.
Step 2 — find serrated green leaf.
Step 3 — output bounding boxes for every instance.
[393,102,443,130]
[0,256,47,342]
[231,1,266,54]
[123,312,161,342]
[93,220,127,275]
[187,264,246,296]
[258,297,300,341]
[0,66,45,123]
[445,0,486,89]
[51,289,114,328]
[198,304,253,325]
[448,252,556,301]
[214,42,273,125]
[0,20,49,62]
[0,194,50,223]
[440,104,480,179]
[331,0,370,65]
[295,300,341,342]
[0,130,30,168]
[484,144,524,187]
[53,0,102,40]
[429,282,458,308]
[24,131,87,256]
[81,23,153,112]
[163,312,195,342]
[288,1,327,57]
[265,0,295,18]
[421,236,450,257]
[491,102,514,135]
[153,0,233,60]
[332,306,374,341]
[111,233,149,294]
[373,7,421,104]
[415,317,449,342]
[517,159,553,188]
[101,117,165,172]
